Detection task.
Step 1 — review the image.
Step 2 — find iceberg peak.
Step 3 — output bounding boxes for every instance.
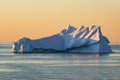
[61,24,76,35]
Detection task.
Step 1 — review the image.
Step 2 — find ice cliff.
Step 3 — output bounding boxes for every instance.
[12,25,112,53]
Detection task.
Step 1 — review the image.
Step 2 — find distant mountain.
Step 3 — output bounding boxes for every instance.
[12,25,112,53]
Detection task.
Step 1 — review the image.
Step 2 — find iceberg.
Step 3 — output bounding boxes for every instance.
[12,25,112,53]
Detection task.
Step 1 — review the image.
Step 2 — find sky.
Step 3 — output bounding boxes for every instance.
[0,0,120,42]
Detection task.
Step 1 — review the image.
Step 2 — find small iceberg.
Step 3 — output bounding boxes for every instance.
[12,25,112,53]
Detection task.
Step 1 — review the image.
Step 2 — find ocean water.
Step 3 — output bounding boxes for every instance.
[0,43,120,80]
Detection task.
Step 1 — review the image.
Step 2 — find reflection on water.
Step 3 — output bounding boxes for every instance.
[0,69,21,72]
[0,43,120,80]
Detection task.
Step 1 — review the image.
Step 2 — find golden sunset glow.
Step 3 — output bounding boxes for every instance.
[0,0,120,42]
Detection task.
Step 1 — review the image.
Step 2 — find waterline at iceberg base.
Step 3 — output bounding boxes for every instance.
[12,25,112,53]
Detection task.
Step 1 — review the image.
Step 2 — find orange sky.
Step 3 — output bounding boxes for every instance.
[0,0,120,42]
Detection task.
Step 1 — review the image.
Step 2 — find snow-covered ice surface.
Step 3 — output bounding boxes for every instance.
[12,25,112,53]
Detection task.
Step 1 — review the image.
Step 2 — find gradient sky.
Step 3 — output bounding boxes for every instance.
[0,0,120,42]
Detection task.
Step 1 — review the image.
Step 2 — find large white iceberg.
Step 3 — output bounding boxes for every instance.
[12,25,112,53]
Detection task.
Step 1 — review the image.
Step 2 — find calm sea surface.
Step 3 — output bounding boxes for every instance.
[0,42,120,80]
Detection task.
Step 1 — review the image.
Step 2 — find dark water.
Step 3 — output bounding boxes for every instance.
[0,43,120,80]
